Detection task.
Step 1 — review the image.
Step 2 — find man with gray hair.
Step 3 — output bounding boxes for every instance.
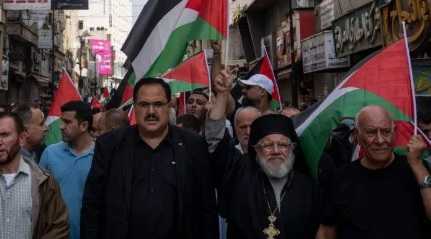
[317,105,431,239]
[14,105,48,163]
[233,106,261,154]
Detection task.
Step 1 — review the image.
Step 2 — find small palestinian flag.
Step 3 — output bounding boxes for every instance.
[44,70,81,145]
[121,0,227,80]
[295,39,417,176]
[105,70,135,110]
[163,51,210,95]
[245,49,283,110]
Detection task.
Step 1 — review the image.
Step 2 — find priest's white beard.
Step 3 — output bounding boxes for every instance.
[257,151,295,179]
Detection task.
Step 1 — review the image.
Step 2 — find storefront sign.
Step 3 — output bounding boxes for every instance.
[89,39,112,76]
[302,31,350,74]
[0,57,9,91]
[38,27,52,49]
[319,0,335,30]
[333,2,383,57]
[54,0,89,9]
[291,0,314,9]
[4,0,51,10]
[381,0,431,50]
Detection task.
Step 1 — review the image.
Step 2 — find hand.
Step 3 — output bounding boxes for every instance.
[213,69,233,94]
[407,135,427,164]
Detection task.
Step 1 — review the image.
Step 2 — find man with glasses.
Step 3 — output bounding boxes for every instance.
[81,77,218,239]
[317,105,431,239]
[206,71,318,239]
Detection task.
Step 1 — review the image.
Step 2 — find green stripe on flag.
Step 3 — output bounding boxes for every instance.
[299,89,410,177]
[44,119,62,146]
[146,18,224,77]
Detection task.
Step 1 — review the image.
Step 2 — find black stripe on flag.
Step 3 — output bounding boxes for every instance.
[121,0,183,61]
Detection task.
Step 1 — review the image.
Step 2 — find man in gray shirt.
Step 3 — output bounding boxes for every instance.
[0,112,68,239]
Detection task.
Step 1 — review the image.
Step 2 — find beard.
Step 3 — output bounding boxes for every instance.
[0,141,21,166]
[257,151,295,179]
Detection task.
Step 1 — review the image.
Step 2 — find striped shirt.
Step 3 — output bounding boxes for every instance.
[0,157,32,239]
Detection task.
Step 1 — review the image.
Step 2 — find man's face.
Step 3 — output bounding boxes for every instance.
[356,110,394,164]
[235,109,260,152]
[135,84,170,135]
[255,134,295,179]
[60,111,86,143]
[0,117,23,165]
[25,108,47,147]
[92,112,105,137]
[242,85,263,104]
[186,93,208,119]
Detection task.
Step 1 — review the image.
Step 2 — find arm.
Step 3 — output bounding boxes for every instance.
[406,135,431,220]
[316,225,336,239]
[39,176,69,239]
[80,139,108,239]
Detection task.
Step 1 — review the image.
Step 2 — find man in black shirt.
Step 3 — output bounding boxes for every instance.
[81,78,218,239]
[317,105,431,239]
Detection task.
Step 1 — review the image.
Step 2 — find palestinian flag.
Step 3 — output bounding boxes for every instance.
[177,92,187,116]
[105,70,135,110]
[90,96,103,110]
[121,0,227,80]
[245,49,283,110]
[44,70,81,145]
[295,39,417,176]
[128,106,136,126]
[163,51,210,95]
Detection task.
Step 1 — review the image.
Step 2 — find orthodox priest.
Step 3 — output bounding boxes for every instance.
[206,71,319,239]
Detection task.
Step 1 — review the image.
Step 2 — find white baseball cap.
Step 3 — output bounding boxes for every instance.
[239,74,274,94]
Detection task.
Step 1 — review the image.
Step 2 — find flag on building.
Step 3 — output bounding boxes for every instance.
[245,49,283,110]
[44,70,81,145]
[105,70,135,109]
[295,39,417,176]
[121,0,227,80]
[163,51,210,95]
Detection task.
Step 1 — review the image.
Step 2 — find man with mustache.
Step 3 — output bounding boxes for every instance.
[317,105,431,239]
[0,112,69,238]
[81,77,218,239]
[206,71,318,239]
[39,100,94,239]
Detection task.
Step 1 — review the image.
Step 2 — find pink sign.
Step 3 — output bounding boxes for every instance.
[89,39,112,76]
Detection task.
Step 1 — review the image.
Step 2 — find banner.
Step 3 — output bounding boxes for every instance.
[4,0,51,10]
[89,39,112,76]
[54,0,88,9]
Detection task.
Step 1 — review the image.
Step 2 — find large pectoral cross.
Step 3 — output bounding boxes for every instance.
[263,215,280,239]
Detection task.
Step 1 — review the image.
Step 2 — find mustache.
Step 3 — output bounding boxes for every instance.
[145,114,159,121]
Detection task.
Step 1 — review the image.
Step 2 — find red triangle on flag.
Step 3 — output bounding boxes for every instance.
[48,70,81,117]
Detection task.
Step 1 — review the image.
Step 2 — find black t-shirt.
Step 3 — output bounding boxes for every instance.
[321,155,430,239]
[128,129,178,239]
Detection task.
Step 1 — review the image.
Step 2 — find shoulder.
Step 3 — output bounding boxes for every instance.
[172,126,206,145]
[44,142,67,152]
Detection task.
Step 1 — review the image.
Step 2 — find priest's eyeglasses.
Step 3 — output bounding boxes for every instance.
[254,141,296,153]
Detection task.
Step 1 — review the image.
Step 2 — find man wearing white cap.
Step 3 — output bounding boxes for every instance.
[240,74,274,114]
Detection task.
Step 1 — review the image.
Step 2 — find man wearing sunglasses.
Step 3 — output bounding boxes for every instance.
[239,74,274,114]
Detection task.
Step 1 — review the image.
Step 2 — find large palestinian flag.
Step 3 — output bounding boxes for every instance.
[44,70,81,145]
[121,0,227,81]
[245,49,283,110]
[163,51,210,95]
[296,39,417,176]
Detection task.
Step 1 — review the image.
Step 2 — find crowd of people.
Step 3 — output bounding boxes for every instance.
[0,69,430,239]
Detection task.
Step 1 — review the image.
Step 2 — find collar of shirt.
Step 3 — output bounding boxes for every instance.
[17,156,31,176]
[62,141,95,158]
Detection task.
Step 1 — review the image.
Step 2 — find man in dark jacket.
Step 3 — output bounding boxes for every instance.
[206,71,318,239]
[0,112,69,239]
[81,77,218,239]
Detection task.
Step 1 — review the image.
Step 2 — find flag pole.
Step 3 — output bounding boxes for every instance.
[402,21,417,135]
[262,46,283,111]
[204,49,212,103]
[224,0,230,69]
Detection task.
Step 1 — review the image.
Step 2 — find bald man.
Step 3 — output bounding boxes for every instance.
[233,107,261,154]
[317,105,431,239]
